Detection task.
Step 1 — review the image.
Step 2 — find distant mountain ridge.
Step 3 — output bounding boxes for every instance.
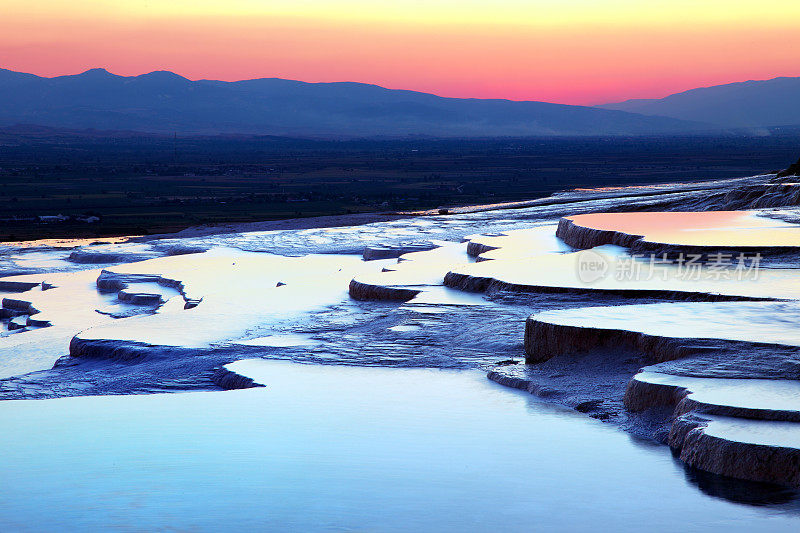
[598,76,800,128]
[0,68,712,138]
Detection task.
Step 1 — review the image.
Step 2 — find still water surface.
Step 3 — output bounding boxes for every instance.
[1,361,798,531]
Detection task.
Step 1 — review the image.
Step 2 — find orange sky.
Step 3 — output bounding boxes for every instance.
[2,0,799,104]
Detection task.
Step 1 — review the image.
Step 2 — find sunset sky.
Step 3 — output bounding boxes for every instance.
[2,0,799,105]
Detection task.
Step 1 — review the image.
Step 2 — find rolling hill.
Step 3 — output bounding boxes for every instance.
[0,68,712,138]
[598,76,800,128]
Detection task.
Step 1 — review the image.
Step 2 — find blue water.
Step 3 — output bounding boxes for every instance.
[0,361,798,532]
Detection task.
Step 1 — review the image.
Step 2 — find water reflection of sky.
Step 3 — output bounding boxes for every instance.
[1,177,800,527]
[1,360,798,532]
[566,211,800,247]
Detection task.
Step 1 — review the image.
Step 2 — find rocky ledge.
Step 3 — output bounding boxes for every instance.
[777,157,800,178]
[362,242,437,261]
[212,365,266,390]
[348,278,421,301]
[444,269,767,302]
[97,269,201,309]
[556,212,800,260]
[670,414,800,487]
[498,301,800,486]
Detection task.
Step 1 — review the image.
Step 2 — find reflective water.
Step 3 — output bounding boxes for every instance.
[1,176,800,529]
[1,360,798,532]
[76,250,390,348]
[704,416,800,448]
[565,211,800,247]
[636,371,800,413]
[533,301,800,347]
[234,333,322,347]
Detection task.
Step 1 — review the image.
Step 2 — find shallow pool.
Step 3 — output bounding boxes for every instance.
[0,361,797,531]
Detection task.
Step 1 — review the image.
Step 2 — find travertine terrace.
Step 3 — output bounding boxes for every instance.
[3,173,800,489]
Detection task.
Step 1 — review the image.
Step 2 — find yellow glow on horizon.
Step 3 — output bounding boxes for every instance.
[7,0,800,28]
[2,0,800,104]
